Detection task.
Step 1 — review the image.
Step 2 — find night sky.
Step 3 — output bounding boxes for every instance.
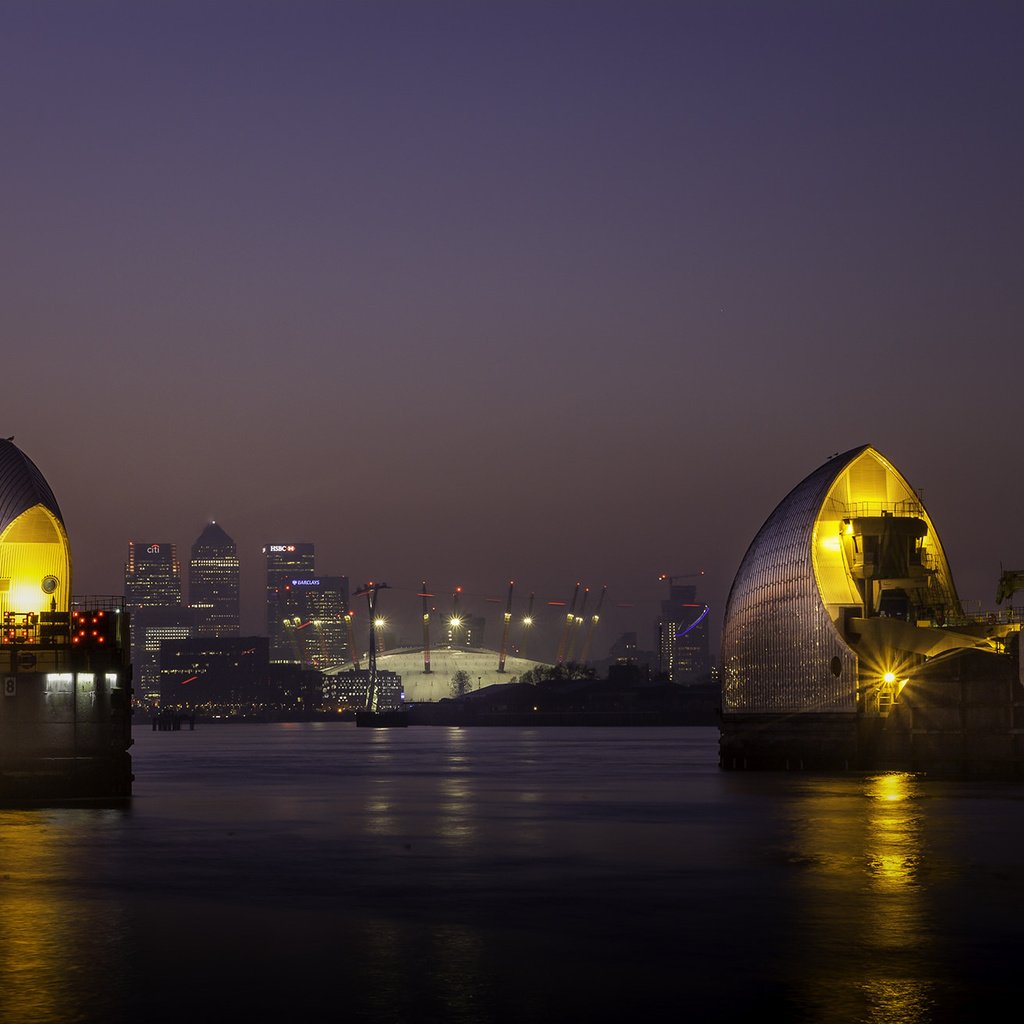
[4,1,1022,656]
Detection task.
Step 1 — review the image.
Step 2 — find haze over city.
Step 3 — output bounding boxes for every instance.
[4,1,1022,653]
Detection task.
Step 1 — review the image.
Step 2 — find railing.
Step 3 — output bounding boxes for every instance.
[944,605,1023,628]
[843,500,925,519]
[2,611,69,645]
[71,595,126,613]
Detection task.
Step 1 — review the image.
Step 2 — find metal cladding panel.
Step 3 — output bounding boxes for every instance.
[0,440,63,534]
[722,448,863,714]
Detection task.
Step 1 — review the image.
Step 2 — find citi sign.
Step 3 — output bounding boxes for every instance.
[146,544,162,554]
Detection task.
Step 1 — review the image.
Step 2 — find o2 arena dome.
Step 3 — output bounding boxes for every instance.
[326,646,547,703]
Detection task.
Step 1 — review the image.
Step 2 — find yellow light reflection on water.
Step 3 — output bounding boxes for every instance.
[787,772,932,1024]
[0,811,125,1023]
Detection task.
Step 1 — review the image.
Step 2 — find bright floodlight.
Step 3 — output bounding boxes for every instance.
[883,672,896,684]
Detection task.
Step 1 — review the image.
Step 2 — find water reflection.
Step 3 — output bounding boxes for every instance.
[0,810,128,1024]
[438,730,478,850]
[786,772,935,1024]
[356,917,488,1024]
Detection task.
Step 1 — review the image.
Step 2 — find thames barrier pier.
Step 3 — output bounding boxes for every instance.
[720,444,1022,778]
[0,439,132,801]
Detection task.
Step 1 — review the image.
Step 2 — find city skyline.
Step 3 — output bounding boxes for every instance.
[122,520,668,665]
[4,2,1022,659]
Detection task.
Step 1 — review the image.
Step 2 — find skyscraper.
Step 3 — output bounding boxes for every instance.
[286,574,350,670]
[263,542,315,662]
[125,542,182,611]
[125,541,188,707]
[189,521,240,637]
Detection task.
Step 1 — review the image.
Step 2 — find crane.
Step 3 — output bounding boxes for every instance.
[420,581,432,673]
[353,581,390,711]
[344,609,361,670]
[498,580,515,672]
[997,568,1024,605]
[448,586,464,647]
[284,615,309,665]
[564,586,589,664]
[578,585,607,666]
[555,583,581,665]
[519,592,535,661]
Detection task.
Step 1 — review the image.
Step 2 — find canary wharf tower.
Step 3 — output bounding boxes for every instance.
[264,542,315,662]
[189,521,240,637]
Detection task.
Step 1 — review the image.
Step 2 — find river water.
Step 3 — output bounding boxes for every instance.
[1,723,1022,1023]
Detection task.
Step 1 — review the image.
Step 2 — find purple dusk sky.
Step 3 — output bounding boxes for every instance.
[3,2,1022,656]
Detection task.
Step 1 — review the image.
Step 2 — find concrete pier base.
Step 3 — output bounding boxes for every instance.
[720,645,1024,779]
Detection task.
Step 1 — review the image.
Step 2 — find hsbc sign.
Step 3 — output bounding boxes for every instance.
[268,545,296,553]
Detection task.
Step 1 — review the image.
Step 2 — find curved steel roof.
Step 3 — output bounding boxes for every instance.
[0,439,63,535]
[721,445,865,714]
[721,444,963,715]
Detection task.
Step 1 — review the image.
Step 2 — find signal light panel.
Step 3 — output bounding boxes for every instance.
[71,608,115,646]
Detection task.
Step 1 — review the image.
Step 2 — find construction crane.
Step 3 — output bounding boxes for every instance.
[344,609,361,670]
[498,580,515,672]
[578,585,607,666]
[420,581,432,673]
[353,581,389,711]
[284,615,309,665]
[555,583,581,665]
[564,586,589,664]
[997,568,1024,605]
[519,592,535,661]
[448,586,464,647]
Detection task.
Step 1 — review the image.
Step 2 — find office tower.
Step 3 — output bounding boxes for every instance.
[287,574,350,670]
[125,542,182,611]
[263,542,315,662]
[656,582,711,684]
[276,574,350,670]
[125,542,185,704]
[189,521,240,637]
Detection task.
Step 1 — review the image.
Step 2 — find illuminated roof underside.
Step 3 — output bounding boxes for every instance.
[721,445,973,715]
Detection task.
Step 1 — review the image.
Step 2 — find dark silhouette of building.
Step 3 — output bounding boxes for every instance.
[657,583,710,684]
[133,605,197,709]
[188,521,240,637]
[159,635,269,713]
